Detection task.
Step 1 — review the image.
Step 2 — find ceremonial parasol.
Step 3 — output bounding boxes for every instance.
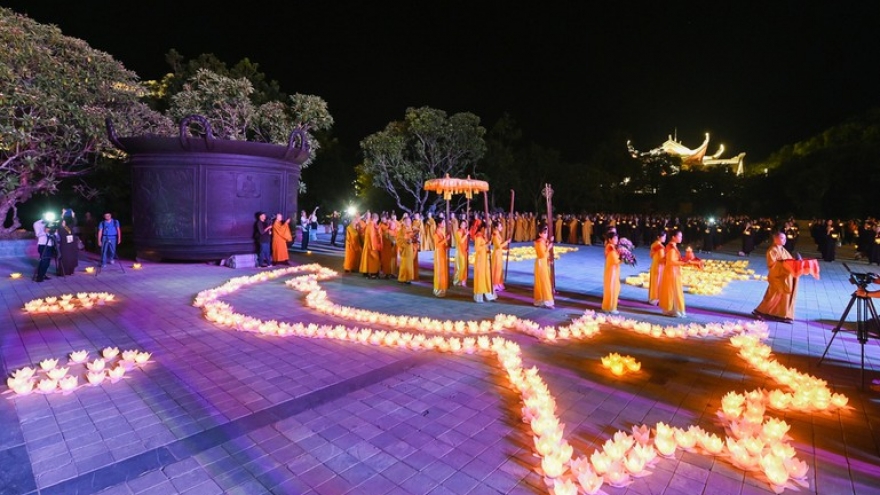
[424,174,491,282]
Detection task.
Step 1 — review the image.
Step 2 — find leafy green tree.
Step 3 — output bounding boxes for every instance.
[0,7,172,235]
[167,69,334,175]
[360,107,487,214]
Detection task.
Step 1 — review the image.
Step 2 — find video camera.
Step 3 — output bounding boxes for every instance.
[843,263,878,290]
[42,212,60,234]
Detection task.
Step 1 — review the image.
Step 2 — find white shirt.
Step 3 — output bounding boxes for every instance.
[34,220,48,246]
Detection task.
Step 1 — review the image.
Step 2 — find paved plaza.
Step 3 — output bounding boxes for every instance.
[1,233,879,495]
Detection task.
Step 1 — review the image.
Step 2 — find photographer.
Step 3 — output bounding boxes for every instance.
[33,213,58,282]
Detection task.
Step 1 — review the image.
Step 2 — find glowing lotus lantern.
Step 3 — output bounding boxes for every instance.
[87,358,106,372]
[760,452,789,487]
[86,371,105,385]
[12,367,36,381]
[85,267,95,274]
[107,366,126,382]
[10,272,21,279]
[102,347,120,359]
[37,379,58,393]
[47,367,69,380]
[12,380,35,395]
[577,467,604,495]
[39,358,59,371]
[785,457,809,479]
[133,263,142,269]
[551,478,577,495]
[59,376,78,392]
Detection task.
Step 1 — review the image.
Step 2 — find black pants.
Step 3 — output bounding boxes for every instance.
[36,244,54,280]
[301,228,309,250]
[330,225,339,245]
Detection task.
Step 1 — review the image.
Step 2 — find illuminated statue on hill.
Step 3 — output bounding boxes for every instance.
[628,132,745,176]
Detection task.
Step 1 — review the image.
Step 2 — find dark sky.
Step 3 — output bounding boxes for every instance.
[4,1,880,163]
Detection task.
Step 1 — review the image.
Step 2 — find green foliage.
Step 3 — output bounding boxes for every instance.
[360,107,487,214]
[0,7,172,234]
[166,69,334,168]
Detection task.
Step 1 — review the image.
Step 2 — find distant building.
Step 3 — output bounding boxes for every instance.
[628,133,745,176]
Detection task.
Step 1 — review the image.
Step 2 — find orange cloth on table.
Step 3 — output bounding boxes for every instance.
[453,228,469,286]
[648,239,665,303]
[754,245,800,320]
[491,230,507,290]
[343,221,362,272]
[783,258,820,279]
[397,226,414,283]
[659,243,687,315]
[433,228,449,296]
[602,242,621,312]
[533,237,554,307]
[271,221,292,263]
[359,220,381,275]
[473,234,492,297]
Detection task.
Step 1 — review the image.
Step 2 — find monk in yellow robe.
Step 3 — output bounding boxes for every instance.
[359,213,382,278]
[397,217,415,284]
[433,220,449,297]
[582,216,593,246]
[453,221,469,287]
[753,232,798,322]
[343,216,362,273]
[411,214,421,280]
[533,225,554,308]
[567,216,579,244]
[659,230,694,317]
[554,215,564,245]
[601,231,621,314]
[491,222,509,292]
[648,231,667,305]
[472,224,496,302]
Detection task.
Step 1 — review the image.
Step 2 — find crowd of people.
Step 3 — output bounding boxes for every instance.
[30,208,118,281]
[322,208,879,324]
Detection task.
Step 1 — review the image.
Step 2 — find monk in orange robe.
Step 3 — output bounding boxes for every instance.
[753,232,798,322]
[453,221,469,287]
[533,225,554,308]
[271,213,292,265]
[433,220,450,297]
[343,216,362,273]
[491,222,509,291]
[359,213,382,278]
[648,231,667,305]
[601,231,621,314]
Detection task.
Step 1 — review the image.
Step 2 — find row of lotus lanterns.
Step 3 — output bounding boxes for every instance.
[468,245,578,264]
[6,347,151,396]
[192,262,847,494]
[23,292,115,313]
[625,258,764,296]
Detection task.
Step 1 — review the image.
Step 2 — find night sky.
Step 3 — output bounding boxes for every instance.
[4,1,880,164]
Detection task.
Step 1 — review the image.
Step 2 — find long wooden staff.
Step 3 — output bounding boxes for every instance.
[504,189,514,280]
[543,183,556,293]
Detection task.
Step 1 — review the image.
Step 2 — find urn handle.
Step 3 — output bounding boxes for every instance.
[179,115,214,149]
[283,124,311,160]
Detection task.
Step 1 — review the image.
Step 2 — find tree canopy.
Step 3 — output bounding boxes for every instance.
[359,107,487,215]
[0,7,172,234]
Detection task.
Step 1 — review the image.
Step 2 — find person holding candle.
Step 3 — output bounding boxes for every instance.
[472,223,496,303]
[659,229,697,318]
[491,221,509,292]
[647,231,666,306]
[602,231,621,315]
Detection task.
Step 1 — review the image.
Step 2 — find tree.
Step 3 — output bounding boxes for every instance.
[0,7,172,235]
[360,107,487,215]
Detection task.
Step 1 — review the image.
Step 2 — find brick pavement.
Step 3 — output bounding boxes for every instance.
[1,234,878,495]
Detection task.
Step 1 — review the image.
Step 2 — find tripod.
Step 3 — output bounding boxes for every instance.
[818,290,880,390]
[32,234,64,281]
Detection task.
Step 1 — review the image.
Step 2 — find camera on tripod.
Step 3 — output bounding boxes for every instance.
[843,263,877,290]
